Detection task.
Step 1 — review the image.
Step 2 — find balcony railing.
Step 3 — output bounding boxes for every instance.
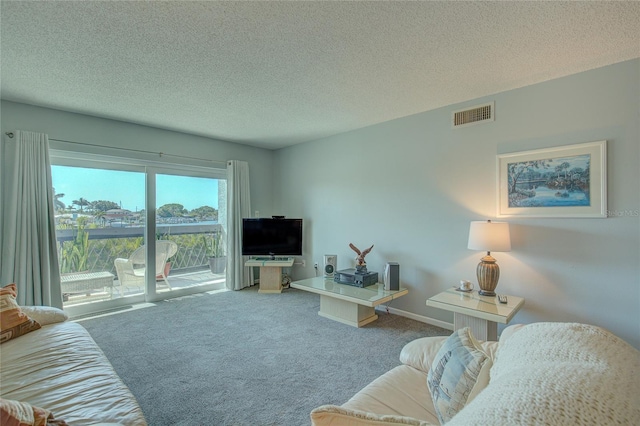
[56,223,224,276]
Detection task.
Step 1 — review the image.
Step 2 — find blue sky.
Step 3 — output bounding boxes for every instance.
[51,166,219,212]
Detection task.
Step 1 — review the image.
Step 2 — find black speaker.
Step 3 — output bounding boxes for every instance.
[384,262,400,291]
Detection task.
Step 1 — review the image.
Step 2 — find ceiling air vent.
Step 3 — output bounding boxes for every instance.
[452,102,494,128]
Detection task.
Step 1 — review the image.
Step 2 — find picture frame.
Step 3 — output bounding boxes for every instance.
[497,141,607,218]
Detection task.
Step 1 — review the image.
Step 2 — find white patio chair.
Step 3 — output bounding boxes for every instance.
[114,241,178,293]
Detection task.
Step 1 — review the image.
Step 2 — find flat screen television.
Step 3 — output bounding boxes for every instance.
[242,218,303,257]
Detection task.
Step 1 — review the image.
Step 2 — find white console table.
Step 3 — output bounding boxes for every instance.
[245,257,295,293]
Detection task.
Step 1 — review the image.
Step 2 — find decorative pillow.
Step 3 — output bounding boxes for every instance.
[426,327,492,424]
[310,404,435,426]
[0,397,68,425]
[0,284,41,343]
[399,336,449,373]
[18,306,68,326]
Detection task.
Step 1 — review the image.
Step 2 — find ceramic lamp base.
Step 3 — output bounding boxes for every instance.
[476,254,500,297]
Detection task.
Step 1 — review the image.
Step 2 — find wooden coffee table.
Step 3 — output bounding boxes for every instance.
[291,277,408,327]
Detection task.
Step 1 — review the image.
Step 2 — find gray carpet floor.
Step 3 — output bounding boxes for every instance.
[80,286,449,426]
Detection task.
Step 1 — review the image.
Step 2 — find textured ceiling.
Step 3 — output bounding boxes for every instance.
[1,1,639,150]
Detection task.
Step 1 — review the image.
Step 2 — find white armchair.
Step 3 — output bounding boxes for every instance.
[114,241,178,293]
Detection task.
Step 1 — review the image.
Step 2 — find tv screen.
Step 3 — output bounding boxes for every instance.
[242,218,303,256]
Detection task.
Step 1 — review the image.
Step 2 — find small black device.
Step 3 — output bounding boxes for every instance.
[498,295,508,304]
[334,268,378,288]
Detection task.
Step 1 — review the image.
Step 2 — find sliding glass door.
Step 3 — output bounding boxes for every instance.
[154,173,226,295]
[51,153,226,317]
[52,165,147,307]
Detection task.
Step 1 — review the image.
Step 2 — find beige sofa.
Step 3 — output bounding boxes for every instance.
[1,306,147,425]
[311,322,640,425]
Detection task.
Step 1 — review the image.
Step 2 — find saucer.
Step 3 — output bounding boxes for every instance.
[454,287,473,293]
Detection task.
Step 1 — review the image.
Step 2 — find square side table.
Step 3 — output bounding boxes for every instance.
[426,288,524,340]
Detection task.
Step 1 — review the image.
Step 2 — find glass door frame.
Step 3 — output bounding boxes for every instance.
[50,150,227,317]
[145,166,227,302]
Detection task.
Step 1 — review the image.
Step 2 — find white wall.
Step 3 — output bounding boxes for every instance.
[273,59,640,349]
[0,101,275,216]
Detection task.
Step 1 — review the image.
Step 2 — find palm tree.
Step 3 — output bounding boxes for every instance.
[52,188,66,212]
[72,197,90,213]
[93,210,107,227]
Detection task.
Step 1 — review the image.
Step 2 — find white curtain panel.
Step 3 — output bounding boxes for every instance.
[0,131,62,307]
[226,160,253,290]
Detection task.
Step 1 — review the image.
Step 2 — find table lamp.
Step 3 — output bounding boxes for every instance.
[467,220,511,296]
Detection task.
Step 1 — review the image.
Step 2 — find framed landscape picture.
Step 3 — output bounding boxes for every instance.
[497,141,607,218]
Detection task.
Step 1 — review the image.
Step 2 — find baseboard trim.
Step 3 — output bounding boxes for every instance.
[376,305,454,331]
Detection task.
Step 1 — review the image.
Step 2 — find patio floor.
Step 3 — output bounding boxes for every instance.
[63,268,226,307]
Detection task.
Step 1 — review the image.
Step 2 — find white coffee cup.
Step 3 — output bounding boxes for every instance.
[459,280,473,291]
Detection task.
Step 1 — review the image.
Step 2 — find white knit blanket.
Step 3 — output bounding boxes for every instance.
[448,322,640,425]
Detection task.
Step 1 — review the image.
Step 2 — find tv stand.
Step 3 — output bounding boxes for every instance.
[245,257,294,293]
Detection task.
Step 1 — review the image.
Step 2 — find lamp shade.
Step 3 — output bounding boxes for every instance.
[468,221,511,252]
